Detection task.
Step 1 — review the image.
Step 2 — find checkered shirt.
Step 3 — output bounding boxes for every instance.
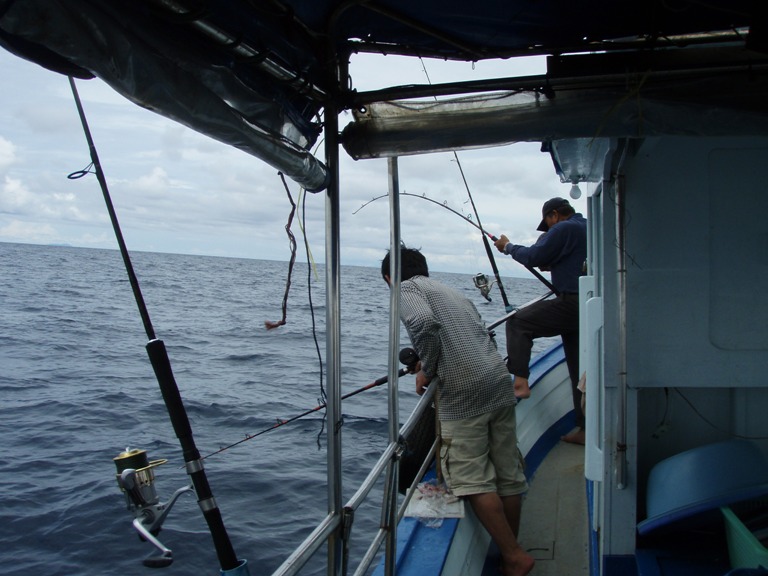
[399,275,516,420]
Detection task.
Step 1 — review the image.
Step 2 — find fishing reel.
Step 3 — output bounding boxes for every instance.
[399,347,419,372]
[113,448,194,568]
[472,273,497,302]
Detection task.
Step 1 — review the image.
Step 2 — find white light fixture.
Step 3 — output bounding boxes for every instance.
[570,182,582,200]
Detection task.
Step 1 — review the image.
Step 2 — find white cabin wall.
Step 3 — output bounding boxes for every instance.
[587,135,768,568]
[606,135,768,528]
[623,136,768,391]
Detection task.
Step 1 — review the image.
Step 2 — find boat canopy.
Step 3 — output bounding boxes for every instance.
[0,1,763,190]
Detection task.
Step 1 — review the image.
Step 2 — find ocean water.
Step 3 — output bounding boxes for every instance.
[0,242,553,576]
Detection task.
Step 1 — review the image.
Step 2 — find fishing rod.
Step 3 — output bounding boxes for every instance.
[486,290,555,331]
[202,348,420,460]
[68,77,243,573]
[354,192,558,295]
[450,151,514,312]
[415,58,513,310]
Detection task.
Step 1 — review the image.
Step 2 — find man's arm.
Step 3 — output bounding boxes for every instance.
[494,228,564,268]
[400,282,441,381]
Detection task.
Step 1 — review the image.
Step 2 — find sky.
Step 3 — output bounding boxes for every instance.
[0,48,587,275]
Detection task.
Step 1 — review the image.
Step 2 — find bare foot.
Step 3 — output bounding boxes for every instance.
[500,550,535,576]
[513,376,531,399]
[561,428,586,445]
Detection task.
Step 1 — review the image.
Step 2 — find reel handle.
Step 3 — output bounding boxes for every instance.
[133,517,173,567]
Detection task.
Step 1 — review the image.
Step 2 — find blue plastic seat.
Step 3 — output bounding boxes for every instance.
[638,440,768,536]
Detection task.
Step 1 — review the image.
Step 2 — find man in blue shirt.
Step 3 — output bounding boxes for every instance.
[494,197,587,444]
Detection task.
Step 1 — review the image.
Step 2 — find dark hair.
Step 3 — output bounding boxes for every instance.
[380,246,429,281]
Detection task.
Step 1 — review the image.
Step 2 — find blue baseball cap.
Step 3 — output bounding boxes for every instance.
[537,197,571,232]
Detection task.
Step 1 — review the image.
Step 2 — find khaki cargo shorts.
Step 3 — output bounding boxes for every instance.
[439,405,527,498]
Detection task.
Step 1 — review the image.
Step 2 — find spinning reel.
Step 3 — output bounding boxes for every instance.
[113,448,193,568]
[472,273,498,302]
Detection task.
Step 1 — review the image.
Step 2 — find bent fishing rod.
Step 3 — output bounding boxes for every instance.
[354,192,558,295]
[202,348,420,460]
[416,59,536,307]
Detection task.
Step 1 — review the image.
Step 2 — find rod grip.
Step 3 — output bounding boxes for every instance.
[145,339,240,570]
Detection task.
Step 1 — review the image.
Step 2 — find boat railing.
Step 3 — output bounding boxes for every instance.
[347,386,438,576]
[486,290,554,332]
[270,384,437,576]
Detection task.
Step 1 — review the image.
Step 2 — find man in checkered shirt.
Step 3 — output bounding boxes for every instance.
[381,246,534,576]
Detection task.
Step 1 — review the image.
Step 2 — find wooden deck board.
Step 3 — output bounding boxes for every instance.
[518,441,589,575]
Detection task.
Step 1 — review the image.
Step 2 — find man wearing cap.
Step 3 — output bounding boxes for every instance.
[494,198,587,444]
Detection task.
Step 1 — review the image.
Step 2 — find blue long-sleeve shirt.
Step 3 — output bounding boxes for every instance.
[504,213,587,294]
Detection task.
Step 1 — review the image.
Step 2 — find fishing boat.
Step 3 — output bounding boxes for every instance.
[2,2,768,575]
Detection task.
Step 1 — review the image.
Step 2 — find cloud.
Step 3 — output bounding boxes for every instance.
[1,175,33,211]
[0,172,104,229]
[0,136,16,171]
[0,219,58,243]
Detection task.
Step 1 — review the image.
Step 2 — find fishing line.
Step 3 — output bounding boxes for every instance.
[418,58,558,297]
[354,192,557,295]
[265,171,328,448]
[302,182,328,449]
[298,137,325,282]
[296,188,320,280]
[201,362,413,460]
[299,139,326,446]
[355,192,477,228]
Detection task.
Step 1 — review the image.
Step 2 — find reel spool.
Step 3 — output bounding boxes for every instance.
[113,448,167,508]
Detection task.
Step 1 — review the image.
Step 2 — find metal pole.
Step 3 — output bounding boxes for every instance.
[384,157,403,576]
[615,171,628,490]
[324,95,344,576]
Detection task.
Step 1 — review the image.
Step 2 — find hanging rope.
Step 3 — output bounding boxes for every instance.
[264,172,298,329]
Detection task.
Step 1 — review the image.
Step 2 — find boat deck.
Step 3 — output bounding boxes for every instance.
[483,440,589,575]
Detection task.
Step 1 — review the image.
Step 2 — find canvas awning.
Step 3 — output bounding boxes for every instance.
[1,1,762,191]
